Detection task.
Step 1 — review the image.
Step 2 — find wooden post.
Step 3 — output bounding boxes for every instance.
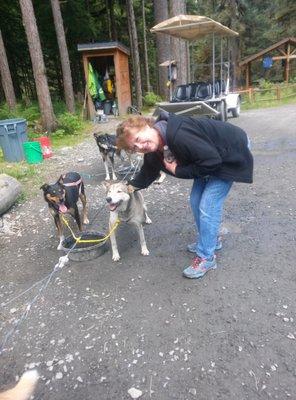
[248,88,252,102]
[276,86,281,101]
[246,63,251,88]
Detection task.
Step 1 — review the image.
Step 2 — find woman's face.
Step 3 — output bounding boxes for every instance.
[126,125,162,153]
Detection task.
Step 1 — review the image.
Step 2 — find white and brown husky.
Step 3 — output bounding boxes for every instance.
[103,181,151,261]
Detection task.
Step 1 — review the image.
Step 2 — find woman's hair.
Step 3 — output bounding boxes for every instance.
[116,116,155,150]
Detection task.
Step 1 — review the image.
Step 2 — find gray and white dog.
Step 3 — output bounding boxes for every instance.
[103,181,151,261]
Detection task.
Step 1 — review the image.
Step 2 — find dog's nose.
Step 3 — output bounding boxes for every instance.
[106,197,112,203]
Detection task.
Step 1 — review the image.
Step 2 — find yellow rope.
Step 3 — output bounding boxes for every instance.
[61,215,120,244]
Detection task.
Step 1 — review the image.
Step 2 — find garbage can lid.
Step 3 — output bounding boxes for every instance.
[0,118,26,125]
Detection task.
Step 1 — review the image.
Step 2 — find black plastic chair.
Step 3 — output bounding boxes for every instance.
[171,85,190,102]
[193,82,212,100]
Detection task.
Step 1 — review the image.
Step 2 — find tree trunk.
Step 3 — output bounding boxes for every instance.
[142,0,151,93]
[50,0,75,113]
[154,0,170,99]
[19,0,56,132]
[126,0,143,110]
[107,0,118,41]
[0,30,16,110]
[169,0,188,86]
[227,0,240,89]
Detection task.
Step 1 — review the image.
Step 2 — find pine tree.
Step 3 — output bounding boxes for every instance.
[50,0,75,113]
[19,0,56,132]
[0,30,16,109]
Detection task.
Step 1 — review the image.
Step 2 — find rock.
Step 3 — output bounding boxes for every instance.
[0,174,22,216]
[128,387,142,398]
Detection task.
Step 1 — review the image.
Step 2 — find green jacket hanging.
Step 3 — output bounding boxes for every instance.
[94,69,106,101]
[88,63,98,99]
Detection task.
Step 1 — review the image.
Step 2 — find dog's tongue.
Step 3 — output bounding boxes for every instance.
[108,204,117,211]
[59,204,68,213]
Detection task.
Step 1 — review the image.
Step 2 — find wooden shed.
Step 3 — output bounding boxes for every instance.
[77,41,132,118]
[239,37,296,88]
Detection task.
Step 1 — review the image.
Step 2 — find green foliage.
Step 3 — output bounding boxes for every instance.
[258,79,274,90]
[57,113,83,135]
[143,92,162,106]
[0,0,295,105]
[240,81,296,110]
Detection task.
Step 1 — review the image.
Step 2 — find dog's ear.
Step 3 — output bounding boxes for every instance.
[127,184,135,194]
[101,180,112,191]
[93,132,99,138]
[40,184,49,192]
[57,175,64,185]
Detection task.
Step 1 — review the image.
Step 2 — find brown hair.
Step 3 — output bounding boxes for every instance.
[116,116,155,150]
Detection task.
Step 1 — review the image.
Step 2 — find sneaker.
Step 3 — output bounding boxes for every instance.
[183,256,217,279]
[187,237,222,253]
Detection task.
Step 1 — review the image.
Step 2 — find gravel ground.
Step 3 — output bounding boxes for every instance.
[0,105,296,399]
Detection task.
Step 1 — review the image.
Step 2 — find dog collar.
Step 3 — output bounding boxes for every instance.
[63,178,82,187]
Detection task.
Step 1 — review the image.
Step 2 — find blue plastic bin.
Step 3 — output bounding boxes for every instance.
[0,118,28,162]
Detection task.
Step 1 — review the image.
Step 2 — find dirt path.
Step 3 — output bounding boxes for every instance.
[0,105,296,399]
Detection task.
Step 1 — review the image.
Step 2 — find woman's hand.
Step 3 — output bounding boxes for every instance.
[163,159,177,175]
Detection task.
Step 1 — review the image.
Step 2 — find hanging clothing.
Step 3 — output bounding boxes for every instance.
[263,57,273,69]
[88,63,98,98]
[88,63,106,101]
[94,69,106,101]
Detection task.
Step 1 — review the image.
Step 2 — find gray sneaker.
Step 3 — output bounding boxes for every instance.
[187,237,222,253]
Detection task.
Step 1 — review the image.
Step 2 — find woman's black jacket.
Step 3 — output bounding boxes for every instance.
[130,114,253,189]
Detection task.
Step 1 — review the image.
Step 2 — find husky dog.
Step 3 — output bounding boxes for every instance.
[94,133,122,180]
[103,181,151,261]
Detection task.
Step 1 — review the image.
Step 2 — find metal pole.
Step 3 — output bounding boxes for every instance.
[212,33,215,99]
[169,36,172,101]
[220,39,223,95]
[227,38,230,93]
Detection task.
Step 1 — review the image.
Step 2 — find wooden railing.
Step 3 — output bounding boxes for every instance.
[237,83,296,103]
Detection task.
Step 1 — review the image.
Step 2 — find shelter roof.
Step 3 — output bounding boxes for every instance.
[239,37,296,66]
[150,14,238,40]
[77,41,130,55]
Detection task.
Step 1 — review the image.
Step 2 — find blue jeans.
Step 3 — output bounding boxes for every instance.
[190,176,233,259]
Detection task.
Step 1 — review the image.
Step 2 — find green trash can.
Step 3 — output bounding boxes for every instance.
[0,118,28,162]
[23,141,43,164]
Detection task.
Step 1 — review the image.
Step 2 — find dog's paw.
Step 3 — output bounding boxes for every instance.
[83,218,89,225]
[112,253,121,262]
[141,248,150,256]
[105,176,111,181]
[145,216,152,224]
[57,243,63,251]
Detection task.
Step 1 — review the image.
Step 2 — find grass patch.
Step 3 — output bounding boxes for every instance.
[241,82,296,111]
[0,100,93,202]
[242,95,296,111]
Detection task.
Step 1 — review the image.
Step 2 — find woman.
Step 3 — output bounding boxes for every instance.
[116,112,253,279]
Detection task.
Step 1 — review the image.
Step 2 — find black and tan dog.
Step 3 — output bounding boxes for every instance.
[40,172,89,249]
[94,132,121,181]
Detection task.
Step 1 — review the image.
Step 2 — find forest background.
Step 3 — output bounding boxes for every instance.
[0,0,295,134]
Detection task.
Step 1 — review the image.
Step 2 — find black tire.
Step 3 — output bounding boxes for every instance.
[217,101,226,121]
[224,101,228,121]
[231,97,241,118]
